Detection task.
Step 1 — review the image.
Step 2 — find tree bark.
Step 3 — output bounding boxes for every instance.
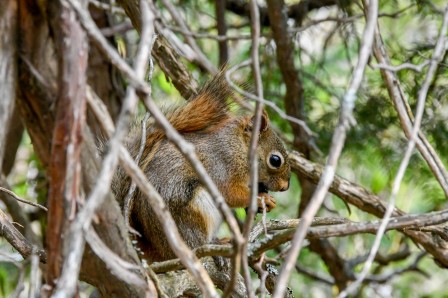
[16,1,147,296]
[0,0,19,173]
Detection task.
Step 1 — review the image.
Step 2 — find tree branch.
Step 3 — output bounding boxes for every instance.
[289,152,448,267]
[117,0,198,99]
[371,6,448,198]
[274,0,379,296]
[0,0,18,172]
[0,209,47,263]
[225,0,341,26]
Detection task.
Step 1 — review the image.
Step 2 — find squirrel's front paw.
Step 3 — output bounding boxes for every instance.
[257,193,276,213]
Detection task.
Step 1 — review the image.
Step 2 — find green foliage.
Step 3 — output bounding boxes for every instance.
[0,258,20,297]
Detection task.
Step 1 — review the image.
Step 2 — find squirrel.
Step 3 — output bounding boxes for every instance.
[112,72,291,263]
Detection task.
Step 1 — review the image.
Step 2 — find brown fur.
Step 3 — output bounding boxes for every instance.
[112,72,291,263]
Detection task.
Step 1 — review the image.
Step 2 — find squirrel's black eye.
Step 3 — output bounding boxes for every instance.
[266,150,284,170]
[269,154,282,169]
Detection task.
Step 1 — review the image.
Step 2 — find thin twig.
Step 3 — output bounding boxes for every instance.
[225,61,315,138]
[289,152,448,266]
[86,86,115,135]
[371,10,448,198]
[0,187,47,212]
[146,266,169,298]
[338,6,448,297]
[253,254,268,298]
[363,252,428,283]
[240,0,264,296]
[273,0,378,296]
[289,4,414,33]
[28,250,41,298]
[166,24,252,41]
[0,209,47,263]
[88,0,125,14]
[159,0,217,74]
[100,21,134,37]
[295,264,334,285]
[123,112,150,231]
[250,217,350,242]
[10,263,26,298]
[371,60,431,72]
[85,227,146,287]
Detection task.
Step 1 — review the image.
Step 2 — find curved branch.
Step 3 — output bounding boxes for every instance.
[117,0,198,99]
[289,152,448,267]
[0,209,47,263]
[225,0,341,26]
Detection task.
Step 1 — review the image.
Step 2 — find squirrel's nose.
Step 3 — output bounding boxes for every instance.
[279,180,289,191]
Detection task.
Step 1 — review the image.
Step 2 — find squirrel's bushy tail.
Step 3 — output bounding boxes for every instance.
[139,71,234,169]
[166,71,233,133]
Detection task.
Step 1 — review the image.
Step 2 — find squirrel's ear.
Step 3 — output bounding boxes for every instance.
[245,110,269,133]
[260,110,269,132]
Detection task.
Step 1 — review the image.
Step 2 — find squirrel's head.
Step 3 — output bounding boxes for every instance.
[243,111,291,194]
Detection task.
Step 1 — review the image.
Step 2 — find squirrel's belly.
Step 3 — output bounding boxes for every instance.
[192,187,222,240]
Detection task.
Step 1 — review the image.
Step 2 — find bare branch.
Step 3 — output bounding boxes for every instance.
[151,244,233,273]
[0,186,47,212]
[157,257,247,297]
[85,228,146,287]
[273,0,379,296]
[159,0,217,74]
[28,251,42,298]
[252,254,269,298]
[123,112,150,232]
[88,0,125,14]
[117,0,198,99]
[225,61,315,139]
[289,152,448,266]
[166,24,252,41]
[100,21,133,37]
[250,210,448,259]
[295,264,334,285]
[363,253,428,283]
[215,0,229,65]
[240,0,265,296]
[0,209,46,263]
[250,217,350,242]
[339,6,448,297]
[0,177,39,243]
[371,8,448,198]
[372,60,431,72]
